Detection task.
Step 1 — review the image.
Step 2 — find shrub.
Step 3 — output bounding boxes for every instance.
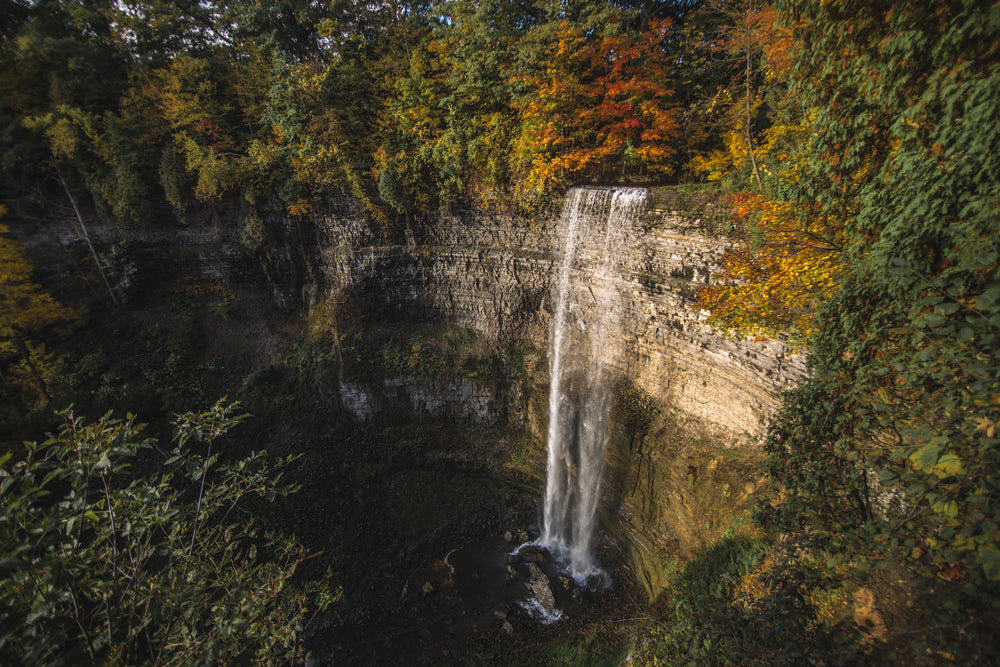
[0,399,338,666]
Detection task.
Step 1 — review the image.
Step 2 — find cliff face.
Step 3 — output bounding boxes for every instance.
[262,189,805,438]
[25,187,805,600]
[259,189,811,598]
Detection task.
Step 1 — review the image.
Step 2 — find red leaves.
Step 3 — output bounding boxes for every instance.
[513,19,678,190]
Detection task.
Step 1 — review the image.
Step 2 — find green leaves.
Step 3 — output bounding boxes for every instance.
[741,1,1000,658]
[981,544,1000,581]
[0,400,337,665]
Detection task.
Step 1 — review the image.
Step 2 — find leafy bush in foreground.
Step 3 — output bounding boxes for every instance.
[0,400,338,666]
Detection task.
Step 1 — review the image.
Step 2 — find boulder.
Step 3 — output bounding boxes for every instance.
[526,563,556,613]
[517,545,552,564]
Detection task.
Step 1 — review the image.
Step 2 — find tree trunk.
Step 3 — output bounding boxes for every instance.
[745,7,763,189]
[56,168,119,306]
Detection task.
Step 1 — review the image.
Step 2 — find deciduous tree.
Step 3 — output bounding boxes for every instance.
[745,1,1000,660]
[686,1,792,187]
[0,207,75,403]
[512,17,679,193]
[696,192,842,340]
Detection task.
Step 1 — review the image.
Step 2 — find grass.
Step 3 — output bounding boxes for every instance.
[671,535,768,609]
[471,635,629,667]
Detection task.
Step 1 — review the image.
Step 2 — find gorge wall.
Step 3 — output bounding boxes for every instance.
[259,187,808,597]
[28,187,806,599]
[261,188,806,438]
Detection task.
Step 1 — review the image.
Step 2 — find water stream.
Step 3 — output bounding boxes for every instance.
[541,186,647,585]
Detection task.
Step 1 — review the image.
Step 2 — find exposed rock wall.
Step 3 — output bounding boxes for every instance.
[27,189,804,436]
[615,209,806,436]
[270,190,805,438]
[269,189,808,600]
[22,188,802,438]
[26,187,807,601]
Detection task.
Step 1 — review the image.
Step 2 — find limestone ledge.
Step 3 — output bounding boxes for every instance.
[269,194,806,438]
[26,190,806,437]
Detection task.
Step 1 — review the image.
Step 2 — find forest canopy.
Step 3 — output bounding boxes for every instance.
[0,0,720,226]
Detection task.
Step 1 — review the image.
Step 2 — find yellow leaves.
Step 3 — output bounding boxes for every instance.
[181,137,236,201]
[696,192,843,340]
[22,106,103,161]
[930,453,964,477]
[975,416,997,438]
[157,56,225,133]
[0,226,75,336]
[930,499,959,518]
[690,119,807,184]
[38,115,79,158]
[287,200,310,217]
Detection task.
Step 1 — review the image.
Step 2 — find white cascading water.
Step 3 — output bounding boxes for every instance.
[541,186,647,584]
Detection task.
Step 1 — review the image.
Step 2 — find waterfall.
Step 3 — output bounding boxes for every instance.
[542,186,647,584]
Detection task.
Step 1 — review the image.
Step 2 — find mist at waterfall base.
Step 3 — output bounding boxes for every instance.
[523,187,648,611]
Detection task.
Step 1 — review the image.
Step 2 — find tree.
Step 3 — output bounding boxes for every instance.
[0,399,338,665]
[689,3,834,341]
[743,0,1000,660]
[696,192,843,340]
[685,0,793,187]
[0,207,75,404]
[375,37,454,214]
[512,16,679,194]
[373,0,542,213]
[0,0,165,228]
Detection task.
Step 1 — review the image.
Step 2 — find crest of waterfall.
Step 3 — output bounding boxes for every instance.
[542,186,647,584]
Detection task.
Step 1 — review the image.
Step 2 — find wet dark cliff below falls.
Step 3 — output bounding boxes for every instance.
[601,410,769,599]
[290,381,763,665]
[305,415,759,666]
[278,187,791,663]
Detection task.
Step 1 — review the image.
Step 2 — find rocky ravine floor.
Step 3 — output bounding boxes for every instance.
[309,513,646,666]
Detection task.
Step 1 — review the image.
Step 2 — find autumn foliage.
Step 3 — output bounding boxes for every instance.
[0,208,75,406]
[513,19,679,193]
[696,192,842,340]
[685,1,793,186]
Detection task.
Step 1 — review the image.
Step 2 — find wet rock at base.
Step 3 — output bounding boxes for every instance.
[515,545,552,564]
[526,563,556,613]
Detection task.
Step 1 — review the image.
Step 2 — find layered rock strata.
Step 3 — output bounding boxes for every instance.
[26,188,807,600]
[266,190,805,437]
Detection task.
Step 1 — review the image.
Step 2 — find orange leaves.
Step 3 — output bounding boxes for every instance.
[0,223,75,336]
[755,5,793,78]
[697,192,843,341]
[684,2,797,187]
[513,19,678,192]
